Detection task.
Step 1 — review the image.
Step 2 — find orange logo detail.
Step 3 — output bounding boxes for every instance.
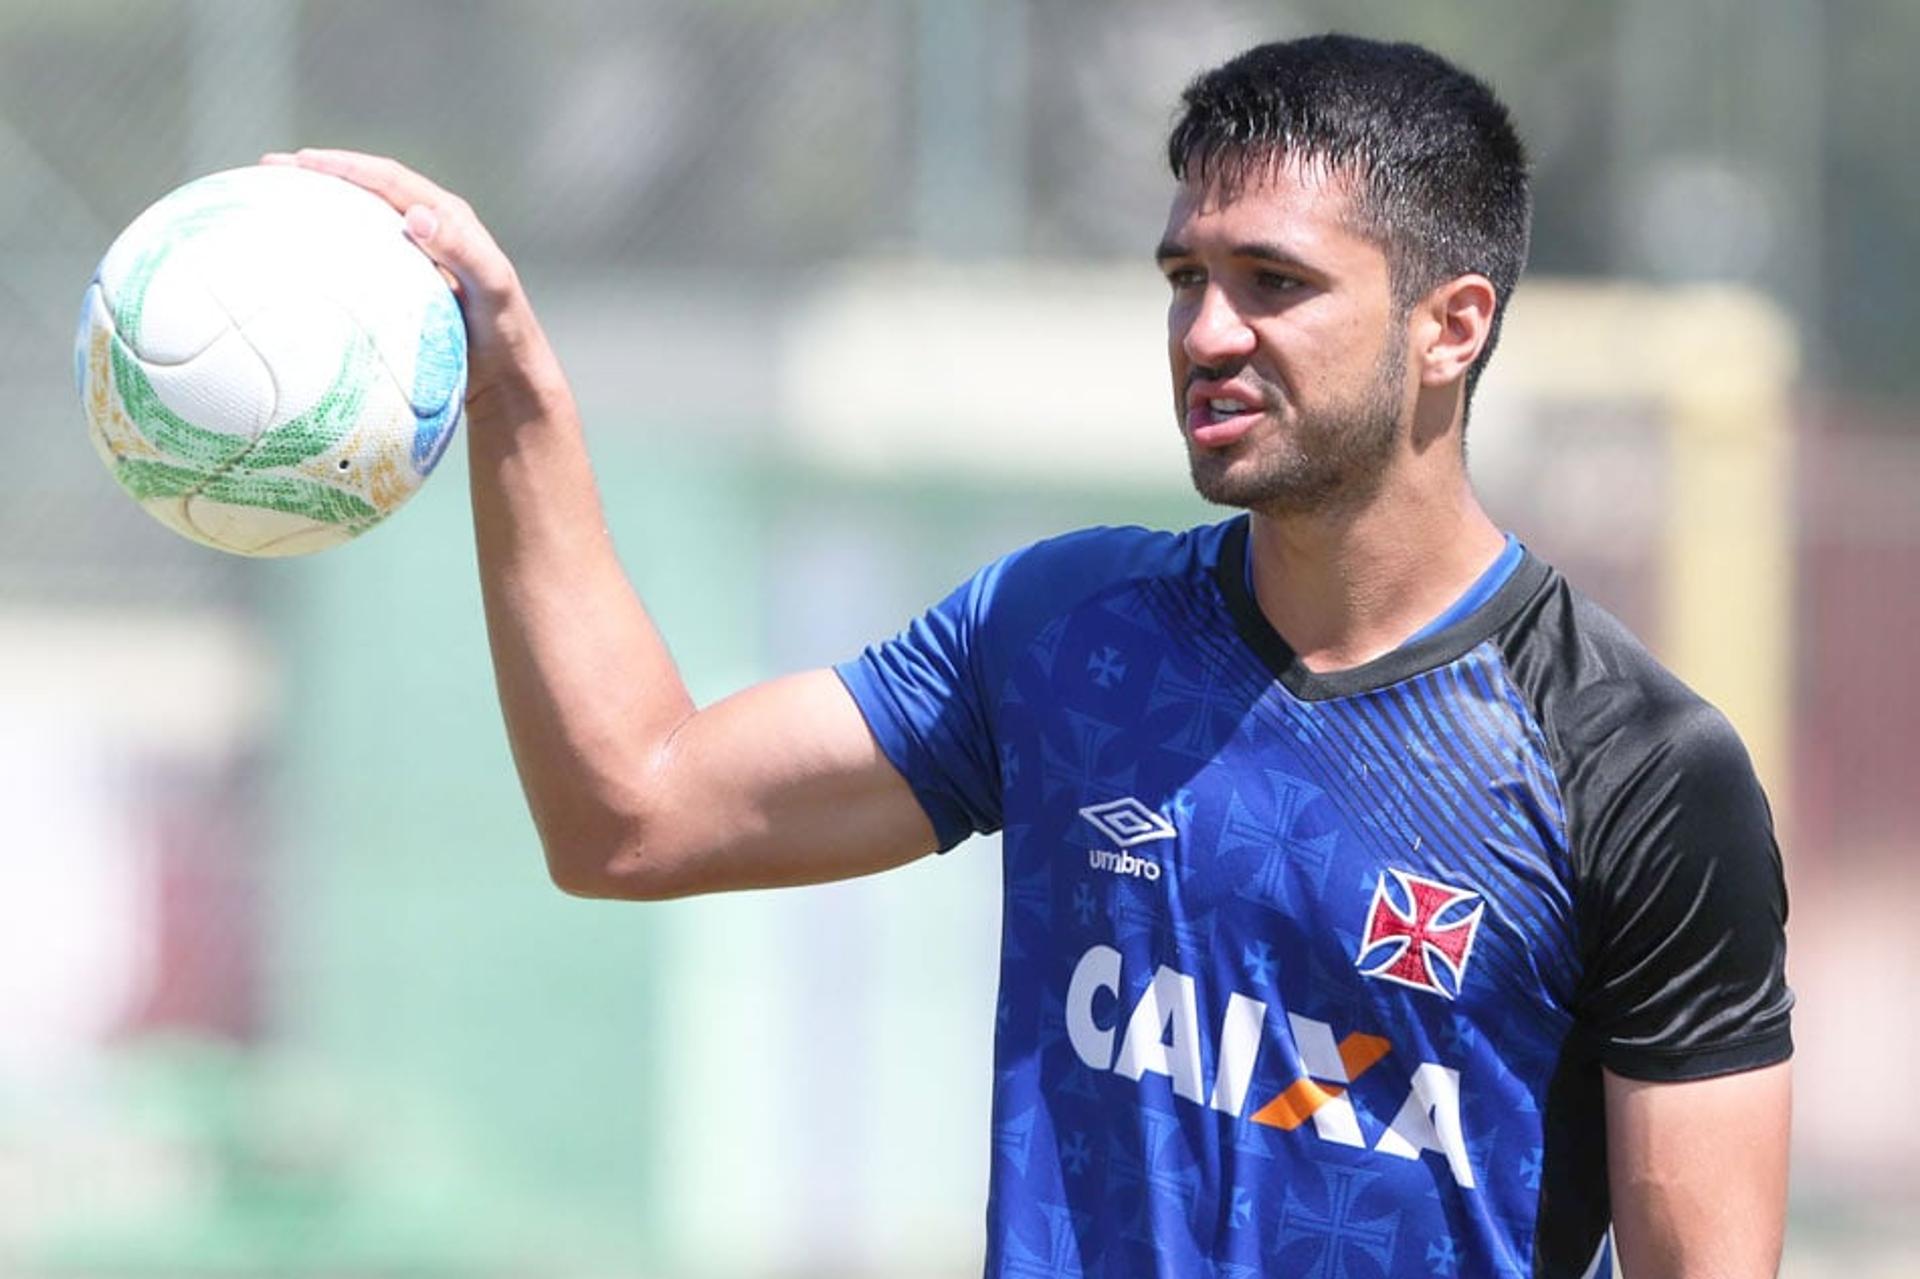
[1248,1030,1392,1131]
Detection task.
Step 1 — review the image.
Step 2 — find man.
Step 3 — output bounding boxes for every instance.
[270,32,1792,1279]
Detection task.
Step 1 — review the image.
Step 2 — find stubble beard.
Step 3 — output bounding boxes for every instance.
[1185,331,1408,517]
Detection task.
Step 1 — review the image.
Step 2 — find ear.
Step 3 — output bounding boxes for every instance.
[1415,274,1498,389]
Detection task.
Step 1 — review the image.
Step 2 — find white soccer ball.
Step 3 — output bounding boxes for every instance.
[75,164,466,556]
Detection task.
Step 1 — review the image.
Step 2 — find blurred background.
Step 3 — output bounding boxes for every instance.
[3,0,1916,1274]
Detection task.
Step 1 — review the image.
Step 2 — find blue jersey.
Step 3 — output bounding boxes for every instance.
[836,518,1792,1279]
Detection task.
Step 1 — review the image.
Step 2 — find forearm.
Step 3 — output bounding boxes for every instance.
[464,298,694,890]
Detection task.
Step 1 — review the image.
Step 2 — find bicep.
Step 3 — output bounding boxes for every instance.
[611,668,940,897]
[1605,1062,1791,1279]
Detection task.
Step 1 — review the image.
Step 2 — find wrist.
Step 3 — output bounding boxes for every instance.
[466,296,576,431]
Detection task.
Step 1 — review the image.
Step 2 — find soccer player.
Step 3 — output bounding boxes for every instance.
[270,32,1792,1279]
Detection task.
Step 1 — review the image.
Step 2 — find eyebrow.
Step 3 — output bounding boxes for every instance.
[1153,238,1319,274]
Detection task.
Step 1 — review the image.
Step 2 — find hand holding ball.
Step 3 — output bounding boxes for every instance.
[75,164,466,556]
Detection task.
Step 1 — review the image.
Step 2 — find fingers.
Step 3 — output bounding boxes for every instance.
[262,147,448,217]
[261,147,517,307]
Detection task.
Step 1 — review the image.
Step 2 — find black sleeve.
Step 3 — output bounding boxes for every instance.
[1501,578,1794,1082]
[1568,696,1794,1080]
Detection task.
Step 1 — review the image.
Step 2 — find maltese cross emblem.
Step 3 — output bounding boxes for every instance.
[1356,869,1486,999]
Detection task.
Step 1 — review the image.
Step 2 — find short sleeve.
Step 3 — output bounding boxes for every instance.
[834,524,1220,856]
[835,566,1006,852]
[1573,701,1794,1081]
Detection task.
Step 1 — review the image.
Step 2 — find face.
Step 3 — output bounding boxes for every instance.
[1158,161,1410,514]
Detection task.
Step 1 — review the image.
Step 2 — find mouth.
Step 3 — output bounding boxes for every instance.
[1184,389,1268,448]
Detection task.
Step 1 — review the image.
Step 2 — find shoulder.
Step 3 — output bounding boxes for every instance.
[979,520,1230,601]
[847,518,1234,699]
[1494,562,1750,783]
[835,520,1235,850]
[1492,559,1777,908]
[953,519,1236,640]
[1493,561,1791,1073]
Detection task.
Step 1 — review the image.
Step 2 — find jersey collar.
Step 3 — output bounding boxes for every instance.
[1211,515,1552,701]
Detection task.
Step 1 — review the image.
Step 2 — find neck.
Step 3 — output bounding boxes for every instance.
[1245,469,1505,672]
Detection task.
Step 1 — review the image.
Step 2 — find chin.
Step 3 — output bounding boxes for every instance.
[1190,464,1277,512]
[1187,451,1354,515]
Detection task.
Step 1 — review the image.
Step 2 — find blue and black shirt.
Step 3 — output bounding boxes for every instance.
[837,516,1793,1279]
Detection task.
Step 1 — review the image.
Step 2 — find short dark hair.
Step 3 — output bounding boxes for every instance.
[1168,35,1530,403]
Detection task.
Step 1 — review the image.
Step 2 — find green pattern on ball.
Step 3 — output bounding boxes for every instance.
[112,458,214,502]
[106,181,384,531]
[198,469,379,525]
[115,457,379,525]
[108,342,252,472]
[110,198,256,473]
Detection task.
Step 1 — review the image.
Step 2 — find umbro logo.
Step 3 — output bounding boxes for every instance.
[1078,797,1176,847]
[1079,797,1174,883]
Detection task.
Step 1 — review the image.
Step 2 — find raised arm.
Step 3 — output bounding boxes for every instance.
[268,149,939,898]
[1605,1062,1791,1278]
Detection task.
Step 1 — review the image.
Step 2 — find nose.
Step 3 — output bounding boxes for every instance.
[1178,283,1256,369]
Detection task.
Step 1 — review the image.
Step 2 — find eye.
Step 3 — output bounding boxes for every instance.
[1163,265,1204,290]
[1255,270,1302,292]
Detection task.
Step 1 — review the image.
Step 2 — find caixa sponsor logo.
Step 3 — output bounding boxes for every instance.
[1065,943,1477,1188]
[1079,797,1174,883]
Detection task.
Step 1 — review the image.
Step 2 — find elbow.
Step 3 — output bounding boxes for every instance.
[545,855,639,900]
[539,820,704,902]
[547,856,691,902]
[525,771,719,900]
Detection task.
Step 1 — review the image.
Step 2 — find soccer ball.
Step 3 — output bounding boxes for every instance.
[74,164,466,556]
